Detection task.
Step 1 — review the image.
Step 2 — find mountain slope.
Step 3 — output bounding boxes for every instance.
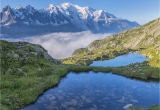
[63,18,160,67]
[1,30,160,110]
[0,40,60,110]
[0,40,59,74]
[0,3,139,36]
[0,40,109,110]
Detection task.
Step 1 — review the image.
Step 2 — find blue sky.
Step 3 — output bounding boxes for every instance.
[1,0,160,24]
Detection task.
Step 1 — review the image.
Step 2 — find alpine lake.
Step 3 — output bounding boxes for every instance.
[22,52,160,110]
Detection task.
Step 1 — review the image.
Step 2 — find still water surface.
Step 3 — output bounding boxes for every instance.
[90,52,147,67]
[22,53,159,110]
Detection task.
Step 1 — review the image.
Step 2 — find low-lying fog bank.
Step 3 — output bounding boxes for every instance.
[0,31,110,59]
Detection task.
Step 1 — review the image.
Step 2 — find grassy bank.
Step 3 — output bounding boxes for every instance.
[62,18,160,81]
[1,19,160,110]
[1,62,159,110]
[111,61,160,81]
[0,40,110,110]
[62,18,160,110]
[128,105,160,110]
[63,19,160,66]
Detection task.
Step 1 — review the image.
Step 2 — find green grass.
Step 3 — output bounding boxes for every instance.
[63,18,160,67]
[1,62,159,110]
[148,105,160,110]
[128,105,160,110]
[112,61,160,81]
[1,24,160,110]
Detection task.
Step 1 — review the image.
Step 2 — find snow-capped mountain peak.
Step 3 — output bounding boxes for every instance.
[62,2,72,7]
[2,5,13,16]
[47,4,56,10]
[47,4,59,13]
[0,3,139,35]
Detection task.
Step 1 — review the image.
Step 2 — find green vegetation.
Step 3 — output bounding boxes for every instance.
[148,105,160,110]
[140,48,160,67]
[0,40,63,110]
[0,40,125,110]
[63,18,160,67]
[0,40,159,110]
[0,18,160,110]
[128,105,160,110]
[62,18,160,110]
[112,61,160,81]
[62,18,160,81]
[0,40,91,110]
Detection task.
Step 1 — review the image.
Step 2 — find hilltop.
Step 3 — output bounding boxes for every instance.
[63,18,160,67]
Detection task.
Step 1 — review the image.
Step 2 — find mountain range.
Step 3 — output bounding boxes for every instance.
[0,3,139,36]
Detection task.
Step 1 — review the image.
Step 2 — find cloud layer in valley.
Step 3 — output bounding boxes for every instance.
[27,31,110,59]
[1,31,110,59]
